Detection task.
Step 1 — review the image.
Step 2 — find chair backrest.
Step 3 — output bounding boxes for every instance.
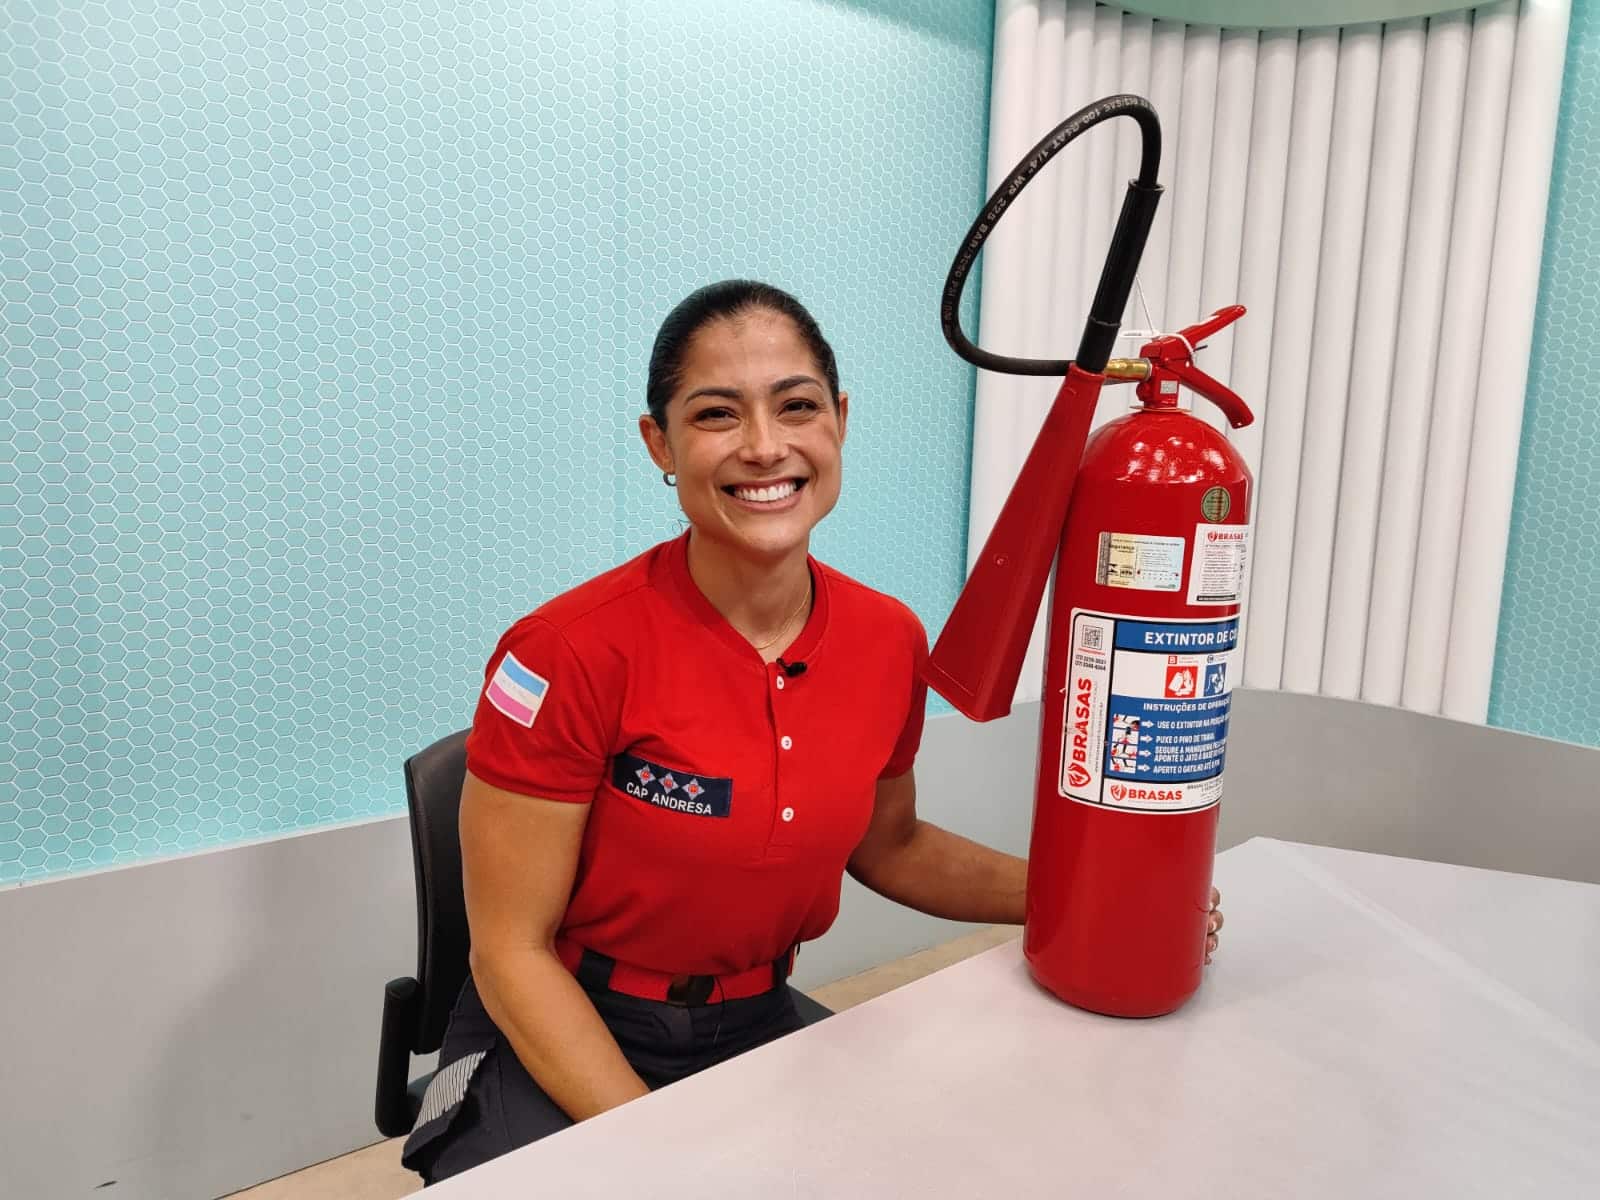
[402,728,471,1054]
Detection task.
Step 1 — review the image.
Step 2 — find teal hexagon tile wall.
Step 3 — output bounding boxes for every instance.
[1490,0,1600,750]
[0,0,992,883]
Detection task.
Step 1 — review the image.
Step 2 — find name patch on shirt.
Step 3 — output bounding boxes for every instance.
[612,752,732,818]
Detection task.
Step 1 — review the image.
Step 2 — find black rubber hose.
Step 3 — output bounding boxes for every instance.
[939,93,1163,377]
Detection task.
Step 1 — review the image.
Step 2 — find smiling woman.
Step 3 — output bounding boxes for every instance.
[638,281,850,653]
[397,281,1056,1186]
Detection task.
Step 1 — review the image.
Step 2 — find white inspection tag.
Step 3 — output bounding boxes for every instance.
[1187,524,1250,605]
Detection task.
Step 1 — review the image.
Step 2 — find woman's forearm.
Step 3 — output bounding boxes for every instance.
[851,820,1027,925]
[470,945,650,1121]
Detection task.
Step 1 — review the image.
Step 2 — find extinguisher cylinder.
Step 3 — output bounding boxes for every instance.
[1022,403,1251,1018]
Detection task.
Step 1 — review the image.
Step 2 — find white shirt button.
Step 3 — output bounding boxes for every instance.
[780,735,793,750]
[775,676,785,690]
[781,806,795,822]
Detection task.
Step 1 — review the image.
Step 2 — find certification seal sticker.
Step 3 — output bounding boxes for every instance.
[1200,486,1231,523]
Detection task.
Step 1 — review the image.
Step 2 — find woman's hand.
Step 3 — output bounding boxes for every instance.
[1205,886,1224,965]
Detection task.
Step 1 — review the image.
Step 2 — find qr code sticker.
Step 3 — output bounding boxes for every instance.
[1080,625,1105,651]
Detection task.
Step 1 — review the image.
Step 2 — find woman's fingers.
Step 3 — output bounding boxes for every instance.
[1206,887,1223,963]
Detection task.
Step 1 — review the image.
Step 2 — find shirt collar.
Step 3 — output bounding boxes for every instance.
[654,530,830,667]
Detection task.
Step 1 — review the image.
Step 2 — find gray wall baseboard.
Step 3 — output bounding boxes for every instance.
[2,816,424,1200]
[0,706,1040,1200]
[3,692,1596,1198]
[1221,690,1600,885]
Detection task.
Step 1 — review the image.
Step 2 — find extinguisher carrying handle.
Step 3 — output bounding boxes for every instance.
[1165,360,1254,428]
[940,94,1163,377]
[1175,304,1245,347]
[1171,304,1254,428]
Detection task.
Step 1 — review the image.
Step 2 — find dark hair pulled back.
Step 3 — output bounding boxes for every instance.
[646,280,840,429]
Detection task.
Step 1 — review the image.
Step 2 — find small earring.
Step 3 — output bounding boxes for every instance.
[662,471,677,487]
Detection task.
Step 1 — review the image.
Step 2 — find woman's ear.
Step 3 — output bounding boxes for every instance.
[638,413,673,473]
[836,391,849,444]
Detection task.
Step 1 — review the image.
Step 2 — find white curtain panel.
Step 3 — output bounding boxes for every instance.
[967,0,1569,720]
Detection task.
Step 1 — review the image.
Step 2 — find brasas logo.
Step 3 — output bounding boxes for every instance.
[1109,782,1185,804]
[1068,676,1094,778]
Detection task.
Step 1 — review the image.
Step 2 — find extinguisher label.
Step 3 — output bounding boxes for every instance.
[1187,524,1251,606]
[1095,532,1186,592]
[1060,610,1238,814]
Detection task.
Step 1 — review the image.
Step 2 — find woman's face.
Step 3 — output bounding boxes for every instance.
[640,309,848,564]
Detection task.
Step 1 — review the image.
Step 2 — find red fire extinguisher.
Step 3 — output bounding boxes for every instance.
[927,95,1255,1017]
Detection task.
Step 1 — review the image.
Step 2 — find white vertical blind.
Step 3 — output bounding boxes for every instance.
[1363,10,1474,706]
[1195,28,1259,424]
[1320,17,1427,701]
[1243,25,1338,690]
[965,1,1570,717]
[1403,0,1519,713]
[1281,24,1382,694]
[1163,25,1220,360]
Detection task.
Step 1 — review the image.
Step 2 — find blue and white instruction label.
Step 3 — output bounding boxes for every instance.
[1058,610,1238,814]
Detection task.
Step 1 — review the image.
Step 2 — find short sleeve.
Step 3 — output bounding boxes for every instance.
[464,618,612,803]
[880,612,930,778]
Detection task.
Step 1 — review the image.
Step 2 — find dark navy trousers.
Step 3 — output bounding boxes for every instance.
[401,959,807,1186]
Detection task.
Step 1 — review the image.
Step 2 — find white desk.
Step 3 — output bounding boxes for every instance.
[431,838,1600,1197]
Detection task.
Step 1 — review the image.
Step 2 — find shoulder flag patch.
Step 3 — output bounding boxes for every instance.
[485,651,549,728]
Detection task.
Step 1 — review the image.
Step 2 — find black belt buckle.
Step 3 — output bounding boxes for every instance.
[665,974,715,1006]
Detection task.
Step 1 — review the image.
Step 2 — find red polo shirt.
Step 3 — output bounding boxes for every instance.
[464,531,929,976]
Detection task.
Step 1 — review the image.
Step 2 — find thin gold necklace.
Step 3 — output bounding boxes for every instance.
[751,578,813,652]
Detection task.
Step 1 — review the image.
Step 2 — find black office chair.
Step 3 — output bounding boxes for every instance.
[375,728,472,1137]
[374,729,832,1137]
